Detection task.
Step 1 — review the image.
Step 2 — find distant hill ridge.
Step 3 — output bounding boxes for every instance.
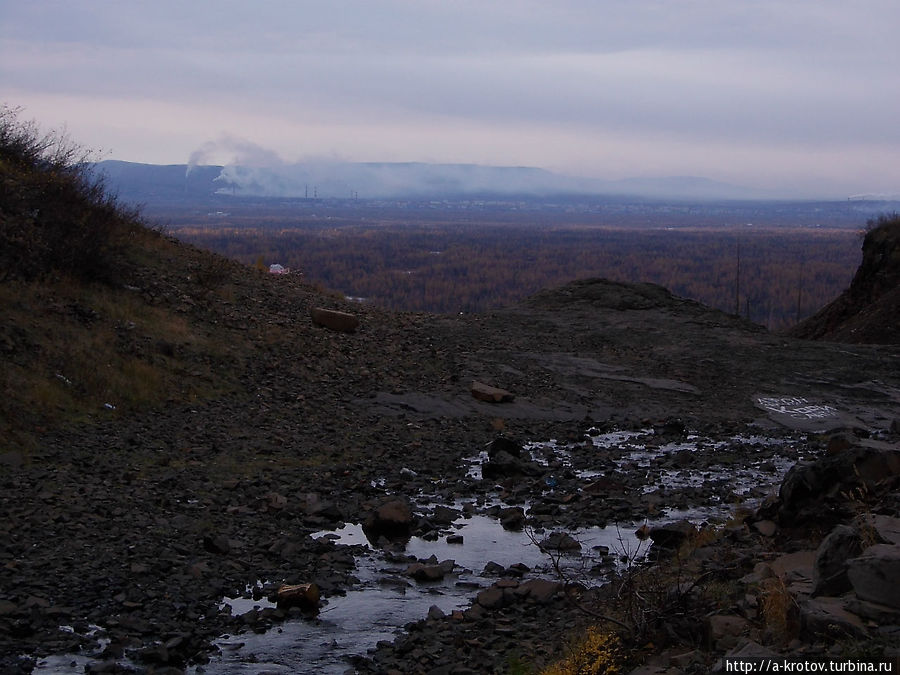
[95,159,765,202]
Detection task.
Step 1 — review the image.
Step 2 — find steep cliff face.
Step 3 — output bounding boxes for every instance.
[791,215,900,344]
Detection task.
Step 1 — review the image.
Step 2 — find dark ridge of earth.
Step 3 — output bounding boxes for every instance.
[791,217,900,344]
[2,271,899,672]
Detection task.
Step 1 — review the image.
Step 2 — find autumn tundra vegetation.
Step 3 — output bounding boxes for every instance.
[161,200,863,331]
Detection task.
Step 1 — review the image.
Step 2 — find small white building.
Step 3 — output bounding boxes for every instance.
[268,263,289,275]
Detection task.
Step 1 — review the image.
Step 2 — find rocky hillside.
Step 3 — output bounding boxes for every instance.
[791,214,900,344]
[1,110,236,451]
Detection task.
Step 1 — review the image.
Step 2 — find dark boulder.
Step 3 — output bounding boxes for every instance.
[648,520,697,552]
[471,381,515,403]
[847,544,900,610]
[514,578,562,604]
[499,506,526,531]
[309,307,359,333]
[777,444,900,527]
[430,504,460,526]
[202,534,231,555]
[488,436,524,459]
[539,531,582,552]
[812,524,863,596]
[274,583,320,611]
[482,450,544,480]
[475,586,507,610]
[363,497,415,542]
[654,418,687,437]
[406,562,451,582]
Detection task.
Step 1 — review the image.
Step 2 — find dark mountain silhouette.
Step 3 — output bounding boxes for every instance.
[95,159,763,202]
[96,159,223,203]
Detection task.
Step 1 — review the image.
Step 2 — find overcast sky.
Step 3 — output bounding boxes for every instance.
[2,1,899,198]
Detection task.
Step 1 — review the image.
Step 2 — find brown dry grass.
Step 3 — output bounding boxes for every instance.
[0,266,238,453]
[0,109,254,454]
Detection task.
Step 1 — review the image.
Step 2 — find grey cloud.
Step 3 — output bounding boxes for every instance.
[4,0,900,196]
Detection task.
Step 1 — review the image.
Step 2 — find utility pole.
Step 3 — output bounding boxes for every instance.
[734,236,741,315]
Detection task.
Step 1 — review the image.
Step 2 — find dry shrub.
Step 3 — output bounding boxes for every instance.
[759,576,800,644]
[541,627,624,675]
[0,105,141,284]
[842,469,881,549]
[681,524,719,556]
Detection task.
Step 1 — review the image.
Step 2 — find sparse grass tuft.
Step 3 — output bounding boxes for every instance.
[841,467,882,549]
[0,253,238,450]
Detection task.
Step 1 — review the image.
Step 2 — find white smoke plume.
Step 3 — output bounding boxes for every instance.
[185,134,284,177]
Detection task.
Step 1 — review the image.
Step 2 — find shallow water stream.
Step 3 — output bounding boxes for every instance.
[189,427,804,673]
[32,426,806,674]
[192,514,645,674]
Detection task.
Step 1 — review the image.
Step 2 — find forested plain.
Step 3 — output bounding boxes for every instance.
[150,198,877,330]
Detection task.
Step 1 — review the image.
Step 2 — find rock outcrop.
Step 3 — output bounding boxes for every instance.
[791,215,900,344]
[773,443,900,527]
